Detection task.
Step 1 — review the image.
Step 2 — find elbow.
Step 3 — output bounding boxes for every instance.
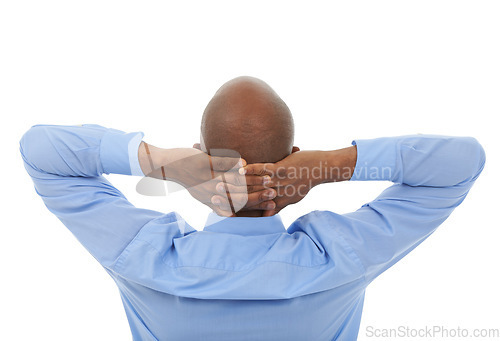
[471,138,486,181]
[19,125,50,166]
[20,126,35,163]
[461,137,486,182]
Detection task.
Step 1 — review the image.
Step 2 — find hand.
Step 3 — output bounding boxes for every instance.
[240,149,323,216]
[222,145,357,217]
[138,142,277,216]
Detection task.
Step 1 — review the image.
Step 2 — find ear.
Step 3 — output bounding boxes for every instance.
[193,143,202,150]
[291,146,300,153]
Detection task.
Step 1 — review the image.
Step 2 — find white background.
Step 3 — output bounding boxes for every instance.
[1,1,499,340]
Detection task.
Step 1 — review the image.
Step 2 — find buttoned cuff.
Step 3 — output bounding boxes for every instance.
[349,137,401,182]
[100,129,145,176]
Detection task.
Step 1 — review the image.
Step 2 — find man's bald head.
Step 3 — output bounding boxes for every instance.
[201,76,294,164]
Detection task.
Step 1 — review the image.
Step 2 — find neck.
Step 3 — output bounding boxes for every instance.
[233,211,265,218]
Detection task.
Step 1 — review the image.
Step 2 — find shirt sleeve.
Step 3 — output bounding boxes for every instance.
[19,124,164,267]
[310,135,486,284]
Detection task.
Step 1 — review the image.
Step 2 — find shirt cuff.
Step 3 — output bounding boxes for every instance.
[100,129,145,176]
[349,137,400,182]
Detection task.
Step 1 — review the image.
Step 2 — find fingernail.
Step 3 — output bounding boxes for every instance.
[239,159,247,167]
[239,167,246,175]
[263,176,271,185]
[213,198,221,204]
[266,202,275,209]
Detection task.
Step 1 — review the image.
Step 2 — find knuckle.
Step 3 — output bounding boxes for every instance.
[265,164,277,176]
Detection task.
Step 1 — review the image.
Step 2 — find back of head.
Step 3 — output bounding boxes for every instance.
[201,76,294,164]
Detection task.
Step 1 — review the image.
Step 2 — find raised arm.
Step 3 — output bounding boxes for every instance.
[236,135,486,283]
[19,124,165,267]
[20,124,275,267]
[330,135,486,282]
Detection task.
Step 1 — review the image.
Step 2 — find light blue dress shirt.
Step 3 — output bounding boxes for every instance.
[20,125,485,341]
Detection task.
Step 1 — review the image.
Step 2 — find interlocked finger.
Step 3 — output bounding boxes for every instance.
[240,163,275,176]
[217,172,272,187]
[211,188,277,212]
[215,182,269,194]
[208,155,246,172]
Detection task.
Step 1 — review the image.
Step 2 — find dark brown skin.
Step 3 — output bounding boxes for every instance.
[199,76,296,217]
[200,76,295,165]
[200,76,358,217]
[138,141,276,217]
[139,76,358,218]
[211,146,358,217]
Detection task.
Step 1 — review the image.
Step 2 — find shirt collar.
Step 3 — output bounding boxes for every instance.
[203,212,287,236]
